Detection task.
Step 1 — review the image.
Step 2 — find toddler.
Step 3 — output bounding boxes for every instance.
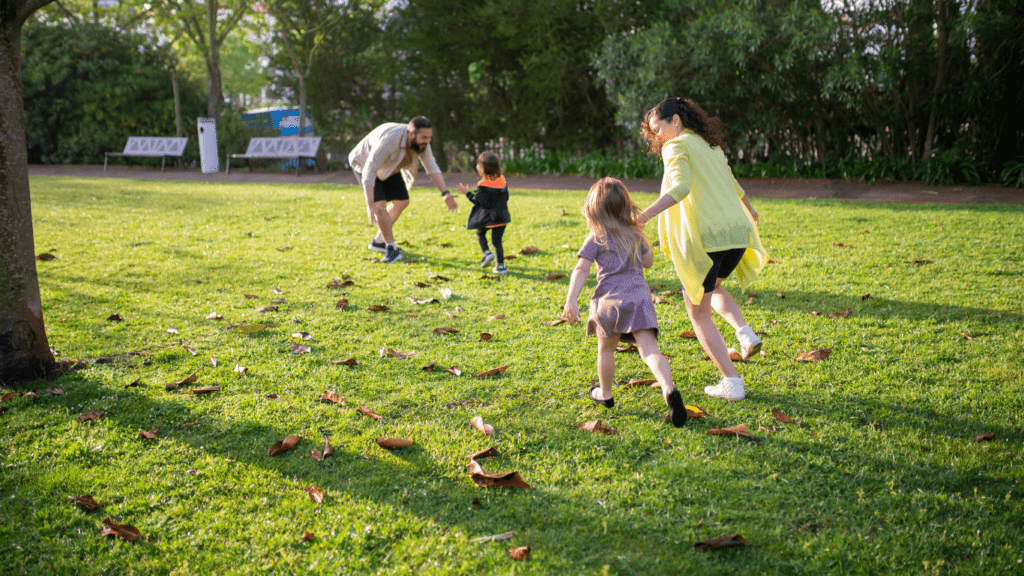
[455,152,511,274]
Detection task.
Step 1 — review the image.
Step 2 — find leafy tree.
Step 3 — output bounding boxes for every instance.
[1,0,57,383]
[20,19,206,164]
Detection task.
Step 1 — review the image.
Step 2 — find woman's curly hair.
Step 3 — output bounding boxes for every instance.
[641,98,725,156]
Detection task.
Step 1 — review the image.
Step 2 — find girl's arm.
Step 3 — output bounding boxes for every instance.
[562,257,594,324]
[640,236,654,268]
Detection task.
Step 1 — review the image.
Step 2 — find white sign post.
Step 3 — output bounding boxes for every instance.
[197,118,219,174]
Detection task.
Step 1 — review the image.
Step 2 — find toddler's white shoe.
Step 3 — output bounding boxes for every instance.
[704,376,745,401]
[735,326,762,360]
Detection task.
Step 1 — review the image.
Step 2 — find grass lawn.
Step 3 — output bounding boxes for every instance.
[2,175,1022,575]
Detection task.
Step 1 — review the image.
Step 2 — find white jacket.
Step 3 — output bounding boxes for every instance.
[348,123,441,193]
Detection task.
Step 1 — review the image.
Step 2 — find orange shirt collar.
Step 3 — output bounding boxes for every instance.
[478,175,506,188]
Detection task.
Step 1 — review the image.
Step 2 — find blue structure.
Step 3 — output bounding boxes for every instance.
[240,107,316,170]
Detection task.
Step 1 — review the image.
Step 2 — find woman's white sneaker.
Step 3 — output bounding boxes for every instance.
[735,326,762,360]
[704,376,745,401]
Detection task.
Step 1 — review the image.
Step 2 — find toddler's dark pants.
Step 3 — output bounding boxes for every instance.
[476,225,506,263]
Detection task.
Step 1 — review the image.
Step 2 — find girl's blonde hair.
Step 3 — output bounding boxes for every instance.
[582,177,644,268]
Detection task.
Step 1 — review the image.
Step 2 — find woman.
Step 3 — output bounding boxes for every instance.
[636,97,768,401]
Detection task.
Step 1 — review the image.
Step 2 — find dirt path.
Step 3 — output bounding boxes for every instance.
[29,164,1024,206]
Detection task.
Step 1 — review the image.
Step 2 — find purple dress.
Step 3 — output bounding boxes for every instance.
[577,234,659,340]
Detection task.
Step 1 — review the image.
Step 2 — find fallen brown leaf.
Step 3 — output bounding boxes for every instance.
[268,435,302,456]
[375,437,413,449]
[832,242,855,249]
[694,534,752,549]
[706,424,759,441]
[323,435,334,458]
[974,433,996,442]
[357,405,383,420]
[335,299,349,310]
[71,494,103,510]
[306,485,324,504]
[106,314,123,322]
[961,332,974,341]
[771,408,795,424]
[409,297,439,305]
[379,347,417,359]
[509,546,531,561]
[811,311,822,317]
[421,361,437,372]
[367,305,389,312]
[182,344,198,356]
[829,308,852,319]
[469,531,515,543]
[208,356,217,367]
[290,343,311,354]
[468,447,502,460]
[266,394,280,400]
[652,295,669,304]
[466,460,532,489]
[430,274,450,282]
[519,246,539,254]
[233,364,248,376]
[36,252,57,261]
[326,279,355,288]
[545,273,565,282]
[301,530,315,542]
[480,274,502,280]
[318,390,344,405]
[1,392,22,402]
[258,306,278,313]
[236,323,267,334]
[101,517,141,541]
[470,416,495,436]
[578,420,618,435]
[776,293,785,299]
[727,348,744,362]
[433,327,459,335]
[412,281,429,287]
[623,378,657,388]
[446,366,463,376]
[291,332,312,340]
[77,410,106,423]
[331,358,358,366]
[205,312,224,321]
[244,294,258,299]
[686,405,709,419]
[474,365,508,378]
[615,344,638,353]
[795,348,832,362]
[479,333,492,342]
[43,387,64,395]
[138,422,161,440]
[542,318,566,326]
[487,314,506,321]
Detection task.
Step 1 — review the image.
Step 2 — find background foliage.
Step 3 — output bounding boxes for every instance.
[20,0,1024,185]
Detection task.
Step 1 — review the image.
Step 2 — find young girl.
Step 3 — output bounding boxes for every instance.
[455,151,511,274]
[636,97,768,402]
[563,177,687,428]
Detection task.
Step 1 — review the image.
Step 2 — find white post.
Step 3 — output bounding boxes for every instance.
[197,117,219,173]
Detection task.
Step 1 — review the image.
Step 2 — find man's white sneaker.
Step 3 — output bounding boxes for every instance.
[704,376,745,401]
[735,326,762,360]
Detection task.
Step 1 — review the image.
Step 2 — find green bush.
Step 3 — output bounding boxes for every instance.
[999,157,1024,189]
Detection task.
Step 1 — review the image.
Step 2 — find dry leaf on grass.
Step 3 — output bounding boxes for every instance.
[72,494,103,510]
[331,358,358,366]
[291,332,312,340]
[578,420,618,435]
[43,387,64,395]
[181,344,198,356]
[236,323,267,334]
[475,365,508,378]
[106,314,123,322]
[36,252,57,261]
[771,408,795,424]
[77,410,106,423]
[466,460,532,489]
[446,366,463,376]
[811,311,822,317]
[318,390,344,405]
[205,312,224,321]
[686,405,709,419]
[795,348,832,362]
[208,356,217,367]
[487,314,506,321]
[191,386,221,395]
[706,424,759,441]
[545,273,565,282]
[272,288,284,295]
[652,295,670,304]
[266,394,280,400]
[335,299,349,310]
[301,530,315,542]
[138,422,161,440]
[258,306,278,313]
[469,531,515,543]
[101,517,141,541]
[509,546,531,561]
[470,416,495,436]
[357,405,383,421]
[832,242,855,249]
[542,318,566,326]
[519,246,539,254]
[433,327,459,335]
[479,333,492,342]
[409,297,439,305]
[375,437,414,450]
[694,534,752,549]
[290,343,311,354]
[234,365,248,376]
[623,378,657,389]
[323,435,334,458]
[616,344,638,353]
[727,348,745,362]
[829,308,852,319]
[268,435,302,456]
[467,447,502,460]
[367,305,389,312]
[380,347,418,359]
[776,293,786,299]
[421,361,436,372]
[2,392,22,402]
[326,279,355,288]
[974,433,996,442]
[961,332,974,341]
[306,485,324,504]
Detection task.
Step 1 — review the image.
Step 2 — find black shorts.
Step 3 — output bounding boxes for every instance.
[702,248,747,293]
[373,172,409,203]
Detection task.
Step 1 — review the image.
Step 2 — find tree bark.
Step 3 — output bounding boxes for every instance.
[1,1,57,384]
[923,0,949,160]
[205,0,223,118]
[172,65,183,138]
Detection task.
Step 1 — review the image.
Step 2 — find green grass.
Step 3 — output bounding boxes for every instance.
[2,175,1022,575]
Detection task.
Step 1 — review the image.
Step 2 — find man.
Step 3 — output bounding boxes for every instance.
[348,116,458,263]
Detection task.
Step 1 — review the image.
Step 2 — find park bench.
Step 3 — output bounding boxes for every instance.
[104,137,188,172]
[226,136,323,176]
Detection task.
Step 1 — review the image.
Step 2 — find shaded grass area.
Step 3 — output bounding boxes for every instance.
[2,176,1022,575]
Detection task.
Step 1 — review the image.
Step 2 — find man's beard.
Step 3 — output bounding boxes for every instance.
[409,140,427,153]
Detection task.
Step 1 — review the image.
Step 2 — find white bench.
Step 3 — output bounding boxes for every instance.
[104,137,188,172]
[226,137,323,176]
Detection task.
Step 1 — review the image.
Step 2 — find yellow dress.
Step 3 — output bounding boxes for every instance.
[657,130,768,305]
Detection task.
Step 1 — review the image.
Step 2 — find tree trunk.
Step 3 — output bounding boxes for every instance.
[923,0,949,160]
[0,14,56,384]
[172,65,183,138]
[205,0,223,118]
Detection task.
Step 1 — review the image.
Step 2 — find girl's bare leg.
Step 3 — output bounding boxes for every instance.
[594,334,620,401]
[684,289,739,378]
[633,329,675,396]
[709,281,746,330]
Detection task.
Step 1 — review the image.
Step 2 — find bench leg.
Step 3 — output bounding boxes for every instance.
[104,154,108,172]
[226,158,231,174]
[161,156,166,172]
